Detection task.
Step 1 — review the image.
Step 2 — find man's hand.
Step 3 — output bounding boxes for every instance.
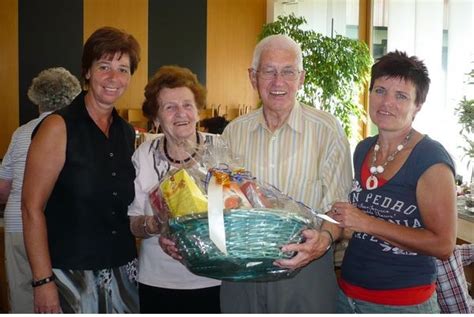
[273,228,332,270]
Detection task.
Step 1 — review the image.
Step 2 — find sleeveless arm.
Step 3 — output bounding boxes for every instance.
[22,114,66,312]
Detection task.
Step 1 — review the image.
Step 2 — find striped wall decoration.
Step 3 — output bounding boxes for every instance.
[1,0,264,157]
[19,0,83,124]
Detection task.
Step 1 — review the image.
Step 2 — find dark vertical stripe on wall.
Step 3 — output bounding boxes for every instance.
[19,0,83,125]
[148,0,207,84]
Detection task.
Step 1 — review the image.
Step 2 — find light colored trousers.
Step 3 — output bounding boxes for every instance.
[220,249,337,313]
[5,232,34,313]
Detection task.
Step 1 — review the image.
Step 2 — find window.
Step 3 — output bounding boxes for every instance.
[269,0,474,180]
[372,0,474,181]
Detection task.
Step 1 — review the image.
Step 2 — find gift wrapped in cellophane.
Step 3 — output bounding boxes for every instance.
[149,137,321,282]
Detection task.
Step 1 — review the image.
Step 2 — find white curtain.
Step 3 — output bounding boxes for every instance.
[385,0,473,180]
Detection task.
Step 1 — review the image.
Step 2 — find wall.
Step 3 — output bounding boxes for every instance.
[148,0,207,85]
[0,0,19,160]
[83,0,148,111]
[206,0,265,110]
[0,0,266,158]
[19,0,83,124]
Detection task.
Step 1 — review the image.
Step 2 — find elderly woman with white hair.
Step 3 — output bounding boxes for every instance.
[0,67,81,313]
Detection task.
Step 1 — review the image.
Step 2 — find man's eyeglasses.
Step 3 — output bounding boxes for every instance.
[256,68,301,81]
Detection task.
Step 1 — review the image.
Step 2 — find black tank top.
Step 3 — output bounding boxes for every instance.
[40,92,137,270]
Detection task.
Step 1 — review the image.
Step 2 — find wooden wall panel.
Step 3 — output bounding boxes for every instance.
[206,0,266,110]
[83,0,148,110]
[0,0,19,158]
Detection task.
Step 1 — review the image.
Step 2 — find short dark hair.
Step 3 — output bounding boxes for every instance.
[142,65,206,121]
[81,26,141,86]
[370,50,430,105]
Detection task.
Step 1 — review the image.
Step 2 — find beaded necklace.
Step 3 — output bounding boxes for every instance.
[163,133,200,165]
[366,129,413,190]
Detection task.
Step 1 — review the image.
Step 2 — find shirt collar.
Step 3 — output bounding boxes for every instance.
[77,91,120,122]
[38,111,53,119]
[251,100,303,134]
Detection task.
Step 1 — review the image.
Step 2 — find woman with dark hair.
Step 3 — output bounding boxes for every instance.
[128,65,221,313]
[332,51,456,313]
[22,26,141,313]
[0,67,81,313]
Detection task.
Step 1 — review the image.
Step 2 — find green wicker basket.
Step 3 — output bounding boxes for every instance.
[169,208,311,281]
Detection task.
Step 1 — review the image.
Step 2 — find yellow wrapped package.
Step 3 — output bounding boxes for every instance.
[160,169,208,218]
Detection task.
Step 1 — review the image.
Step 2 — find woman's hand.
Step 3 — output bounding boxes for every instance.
[273,228,332,270]
[159,236,182,260]
[331,202,373,233]
[33,282,61,313]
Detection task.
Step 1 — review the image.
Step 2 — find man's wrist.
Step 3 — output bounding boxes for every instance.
[320,229,334,251]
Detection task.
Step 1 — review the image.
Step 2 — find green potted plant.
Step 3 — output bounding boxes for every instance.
[259,14,373,138]
[455,67,474,160]
[455,66,474,194]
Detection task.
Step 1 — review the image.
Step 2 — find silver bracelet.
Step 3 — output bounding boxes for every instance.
[143,216,158,237]
[320,229,334,251]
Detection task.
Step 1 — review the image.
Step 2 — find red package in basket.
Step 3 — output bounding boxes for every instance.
[223,182,252,209]
[240,180,273,208]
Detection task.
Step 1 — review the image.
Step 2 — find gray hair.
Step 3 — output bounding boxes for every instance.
[251,34,303,71]
[28,67,82,113]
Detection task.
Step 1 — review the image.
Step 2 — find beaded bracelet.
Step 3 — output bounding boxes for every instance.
[31,274,55,288]
[320,229,334,251]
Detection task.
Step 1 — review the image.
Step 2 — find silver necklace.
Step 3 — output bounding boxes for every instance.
[366,129,414,190]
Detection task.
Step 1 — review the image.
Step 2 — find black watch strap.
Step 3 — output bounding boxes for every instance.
[31,274,56,288]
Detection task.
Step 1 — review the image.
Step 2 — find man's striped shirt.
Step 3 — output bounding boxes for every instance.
[0,112,51,232]
[221,101,352,213]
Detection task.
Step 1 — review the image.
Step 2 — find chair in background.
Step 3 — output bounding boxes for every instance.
[225,107,240,121]
[224,104,251,120]
[199,103,253,122]
[200,104,220,120]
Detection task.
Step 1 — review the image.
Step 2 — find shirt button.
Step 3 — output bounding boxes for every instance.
[109,152,114,157]
[112,192,118,196]
[111,230,117,235]
[111,172,116,177]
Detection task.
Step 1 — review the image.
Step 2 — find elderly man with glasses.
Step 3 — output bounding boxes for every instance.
[220,34,352,313]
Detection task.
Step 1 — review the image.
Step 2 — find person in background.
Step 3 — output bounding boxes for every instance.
[0,67,81,313]
[332,51,456,313]
[22,26,141,313]
[128,65,221,313]
[219,34,352,313]
[199,115,229,134]
[436,243,474,313]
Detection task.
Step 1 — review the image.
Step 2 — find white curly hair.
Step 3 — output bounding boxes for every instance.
[27,67,82,113]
